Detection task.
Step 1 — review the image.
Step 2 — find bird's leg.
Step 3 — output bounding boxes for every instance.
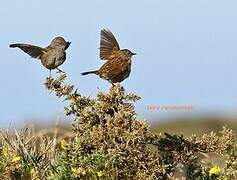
[56,68,65,74]
[109,80,115,87]
[48,70,52,78]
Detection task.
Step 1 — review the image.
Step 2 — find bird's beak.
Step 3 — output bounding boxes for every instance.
[132,52,137,56]
[65,41,71,50]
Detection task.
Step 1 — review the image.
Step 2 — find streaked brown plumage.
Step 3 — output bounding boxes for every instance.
[81,29,136,84]
[10,37,71,76]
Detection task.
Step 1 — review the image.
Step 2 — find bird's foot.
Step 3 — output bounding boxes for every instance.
[56,68,65,74]
[48,70,52,79]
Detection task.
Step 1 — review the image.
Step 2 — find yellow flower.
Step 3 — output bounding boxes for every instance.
[97,170,104,177]
[11,156,21,163]
[71,167,86,176]
[60,140,69,150]
[30,168,36,176]
[209,166,220,175]
[71,167,77,173]
[30,168,40,179]
[3,151,8,157]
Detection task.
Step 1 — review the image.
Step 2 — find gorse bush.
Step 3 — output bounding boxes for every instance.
[45,75,159,179]
[0,74,237,179]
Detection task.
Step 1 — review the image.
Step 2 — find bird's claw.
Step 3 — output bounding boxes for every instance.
[56,68,65,74]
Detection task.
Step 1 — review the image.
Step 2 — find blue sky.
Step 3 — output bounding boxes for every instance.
[1,0,237,126]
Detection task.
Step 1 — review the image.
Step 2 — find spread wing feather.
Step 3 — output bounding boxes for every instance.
[100,29,120,60]
[9,43,44,59]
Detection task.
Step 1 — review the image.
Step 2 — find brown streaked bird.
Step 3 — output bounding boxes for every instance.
[81,29,136,85]
[10,37,71,76]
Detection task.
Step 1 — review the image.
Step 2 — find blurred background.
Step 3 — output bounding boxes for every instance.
[1,0,237,135]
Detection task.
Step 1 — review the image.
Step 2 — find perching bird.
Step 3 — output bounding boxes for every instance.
[10,37,71,76]
[81,29,136,85]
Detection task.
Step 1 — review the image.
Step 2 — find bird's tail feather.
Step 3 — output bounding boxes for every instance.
[9,44,20,48]
[81,70,97,76]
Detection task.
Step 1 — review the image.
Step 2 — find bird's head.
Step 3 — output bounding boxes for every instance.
[50,37,71,50]
[121,49,136,59]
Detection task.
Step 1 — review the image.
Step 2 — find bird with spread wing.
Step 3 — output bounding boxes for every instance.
[81,29,136,85]
[10,37,71,76]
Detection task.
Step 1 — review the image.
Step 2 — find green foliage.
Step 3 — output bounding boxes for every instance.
[0,74,237,179]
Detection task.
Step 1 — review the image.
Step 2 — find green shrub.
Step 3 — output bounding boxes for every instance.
[0,74,237,179]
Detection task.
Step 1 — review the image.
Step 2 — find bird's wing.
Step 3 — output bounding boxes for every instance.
[100,59,129,79]
[100,29,120,60]
[9,43,44,59]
